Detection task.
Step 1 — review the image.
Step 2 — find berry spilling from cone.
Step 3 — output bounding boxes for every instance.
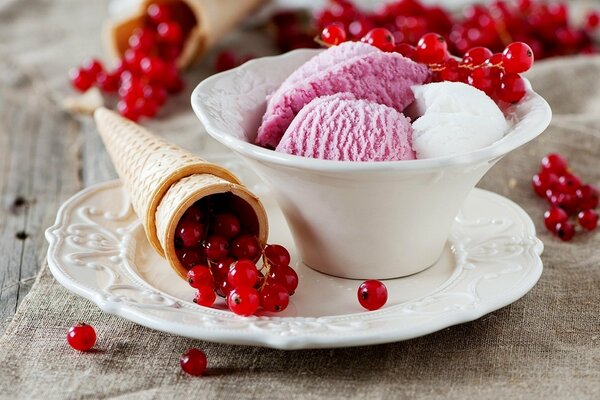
[533,153,599,241]
[176,193,297,317]
[69,1,196,120]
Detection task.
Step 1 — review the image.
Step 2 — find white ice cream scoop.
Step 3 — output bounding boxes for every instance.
[409,82,509,159]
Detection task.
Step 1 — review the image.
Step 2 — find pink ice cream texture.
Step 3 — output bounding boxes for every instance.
[255,42,430,149]
[275,93,416,162]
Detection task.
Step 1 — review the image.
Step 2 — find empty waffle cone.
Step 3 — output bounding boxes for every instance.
[94,107,268,279]
[105,0,263,69]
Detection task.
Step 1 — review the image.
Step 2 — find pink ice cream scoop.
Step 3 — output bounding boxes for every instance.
[275,94,416,162]
[255,43,430,149]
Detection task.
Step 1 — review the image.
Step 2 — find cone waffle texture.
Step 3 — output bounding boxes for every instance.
[156,174,268,279]
[105,0,262,68]
[93,107,243,256]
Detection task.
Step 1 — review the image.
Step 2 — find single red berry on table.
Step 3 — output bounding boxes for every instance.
[230,234,261,262]
[578,209,598,231]
[321,24,347,46]
[264,244,291,267]
[213,213,241,239]
[227,286,260,316]
[180,348,207,376]
[357,280,388,311]
[544,207,569,231]
[187,265,213,288]
[260,283,290,312]
[227,259,259,288]
[541,153,569,175]
[502,42,534,73]
[193,286,217,307]
[67,323,97,351]
[203,235,229,261]
[361,28,395,52]
[554,221,575,241]
[415,33,448,64]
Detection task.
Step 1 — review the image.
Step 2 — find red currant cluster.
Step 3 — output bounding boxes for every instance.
[312,0,599,59]
[319,24,534,103]
[532,153,599,241]
[68,1,195,121]
[175,196,297,317]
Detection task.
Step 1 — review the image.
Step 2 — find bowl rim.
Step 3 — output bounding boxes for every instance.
[191,48,552,172]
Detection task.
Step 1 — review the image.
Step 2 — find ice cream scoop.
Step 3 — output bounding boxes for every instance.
[275,94,416,162]
[409,82,509,159]
[256,43,430,149]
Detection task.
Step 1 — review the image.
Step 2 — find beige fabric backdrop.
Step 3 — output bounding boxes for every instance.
[1,0,600,398]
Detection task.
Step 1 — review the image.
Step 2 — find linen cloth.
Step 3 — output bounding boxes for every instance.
[1,1,600,398]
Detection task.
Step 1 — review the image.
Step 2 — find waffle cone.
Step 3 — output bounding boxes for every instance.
[93,108,268,279]
[105,0,262,69]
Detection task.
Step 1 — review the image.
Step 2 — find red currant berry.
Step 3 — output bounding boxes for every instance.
[415,33,448,64]
[497,73,526,103]
[548,192,579,216]
[463,46,493,66]
[260,283,290,312]
[578,209,598,231]
[484,53,503,67]
[586,11,600,30]
[180,348,207,376]
[230,234,261,262]
[147,3,173,24]
[361,28,395,52]
[468,67,494,97]
[193,286,217,307]
[394,43,417,60]
[227,287,260,316]
[557,173,582,194]
[140,56,166,82]
[502,42,534,73]
[96,71,119,93]
[227,259,259,288]
[554,221,575,241]
[139,99,159,118]
[163,64,184,93]
[176,219,205,248]
[178,248,205,269]
[123,48,147,74]
[575,185,599,210]
[532,170,559,197]
[116,99,140,122]
[215,278,233,298]
[157,22,183,45]
[321,24,347,46]
[544,207,568,231]
[213,213,241,239]
[215,51,237,72]
[68,68,94,92]
[269,266,298,295]
[143,84,167,106]
[541,153,569,174]
[67,323,97,351]
[439,58,459,82]
[128,28,156,53]
[82,58,104,79]
[203,235,229,261]
[187,265,213,288]
[264,244,291,267]
[210,257,234,281]
[357,280,388,311]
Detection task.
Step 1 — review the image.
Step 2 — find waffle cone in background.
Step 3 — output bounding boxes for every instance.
[93,107,269,279]
[105,0,263,69]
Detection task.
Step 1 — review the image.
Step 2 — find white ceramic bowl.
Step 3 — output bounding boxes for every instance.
[191,49,552,279]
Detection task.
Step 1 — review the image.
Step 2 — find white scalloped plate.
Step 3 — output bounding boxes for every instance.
[46,156,543,349]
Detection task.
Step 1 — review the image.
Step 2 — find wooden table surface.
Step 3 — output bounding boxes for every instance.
[0,0,272,334]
